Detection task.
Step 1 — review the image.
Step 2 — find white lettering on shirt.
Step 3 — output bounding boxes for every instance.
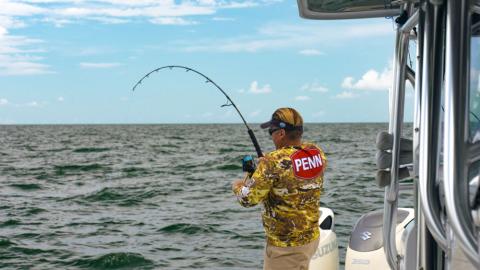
[294,154,323,171]
[302,157,309,170]
[314,155,323,166]
[294,159,302,171]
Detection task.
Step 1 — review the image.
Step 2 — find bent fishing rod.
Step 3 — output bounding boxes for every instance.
[132,65,264,158]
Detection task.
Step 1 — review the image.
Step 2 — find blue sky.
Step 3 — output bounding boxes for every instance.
[0,0,415,124]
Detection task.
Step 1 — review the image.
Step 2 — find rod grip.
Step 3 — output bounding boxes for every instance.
[248,129,263,157]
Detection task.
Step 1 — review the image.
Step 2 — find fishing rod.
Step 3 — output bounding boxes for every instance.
[132,65,264,158]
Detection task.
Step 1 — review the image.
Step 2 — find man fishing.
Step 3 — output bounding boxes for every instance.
[232,107,327,270]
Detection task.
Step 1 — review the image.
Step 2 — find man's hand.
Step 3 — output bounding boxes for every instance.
[231,178,245,192]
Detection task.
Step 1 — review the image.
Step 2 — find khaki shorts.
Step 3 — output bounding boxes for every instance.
[263,238,320,270]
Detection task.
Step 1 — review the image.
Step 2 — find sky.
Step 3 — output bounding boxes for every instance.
[0,0,416,124]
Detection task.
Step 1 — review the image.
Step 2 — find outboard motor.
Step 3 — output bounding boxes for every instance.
[345,208,415,270]
[310,207,339,270]
[344,132,416,269]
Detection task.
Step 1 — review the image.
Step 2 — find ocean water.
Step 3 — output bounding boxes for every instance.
[0,124,414,269]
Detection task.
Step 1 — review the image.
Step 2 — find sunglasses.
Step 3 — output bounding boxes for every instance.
[268,128,282,136]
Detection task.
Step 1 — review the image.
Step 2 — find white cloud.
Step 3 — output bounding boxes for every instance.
[89,17,129,24]
[201,112,213,118]
[334,91,357,99]
[249,81,271,94]
[221,109,234,119]
[0,55,53,75]
[341,66,393,91]
[150,17,197,25]
[80,62,122,69]
[212,17,235,21]
[26,101,39,107]
[0,31,52,75]
[294,95,310,101]
[41,17,73,28]
[249,110,261,117]
[301,82,328,93]
[180,22,392,53]
[0,1,45,16]
[77,47,108,56]
[0,1,269,21]
[0,0,281,76]
[312,111,325,118]
[0,14,50,75]
[0,99,46,107]
[0,16,26,29]
[299,49,323,56]
[57,96,64,102]
[48,5,215,18]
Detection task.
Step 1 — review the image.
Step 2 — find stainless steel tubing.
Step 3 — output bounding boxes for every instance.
[383,28,402,270]
[444,0,480,266]
[418,1,448,252]
[383,4,413,269]
[414,5,426,269]
[401,10,420,33]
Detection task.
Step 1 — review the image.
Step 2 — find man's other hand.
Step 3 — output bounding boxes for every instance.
[231,178,245,192]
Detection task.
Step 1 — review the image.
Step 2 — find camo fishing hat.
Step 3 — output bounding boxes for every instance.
[260,107,303,131]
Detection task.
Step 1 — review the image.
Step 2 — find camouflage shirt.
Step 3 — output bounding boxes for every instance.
[233,142,327,247]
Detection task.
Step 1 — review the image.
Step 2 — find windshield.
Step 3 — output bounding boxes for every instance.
[306,0,399,12]
[470,36,480,140]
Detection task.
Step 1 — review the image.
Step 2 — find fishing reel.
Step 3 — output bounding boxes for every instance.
[242,155,257,176]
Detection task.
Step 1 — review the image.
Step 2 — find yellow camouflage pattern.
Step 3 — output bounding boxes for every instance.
[233,142,327,247]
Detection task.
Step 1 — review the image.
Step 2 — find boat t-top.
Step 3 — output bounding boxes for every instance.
[294,1,480,269]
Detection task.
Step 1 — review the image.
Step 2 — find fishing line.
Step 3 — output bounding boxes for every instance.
[132,65,264,157]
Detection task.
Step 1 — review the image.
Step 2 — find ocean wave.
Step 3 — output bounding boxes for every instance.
[0,238,15,248]
[70,252,154,269]
[174,164,199,170]
[161,143,179,148]
[14,233,42,239]
[11,246,51,255]
[216,164,242,171]
[158,223,223,235]
[68,187,166,207]
[9,183,42,191]
[165,136,185,140]
[218,148,235,154]
[82,188,131,204]
[45,147,70,152]
[229,231,265,241]
[154,247,182,252]
[121,167,151,178]
[54,164,106,175]
[0,219,21,227]
[35,172,50,180]
[73,147,111,153]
